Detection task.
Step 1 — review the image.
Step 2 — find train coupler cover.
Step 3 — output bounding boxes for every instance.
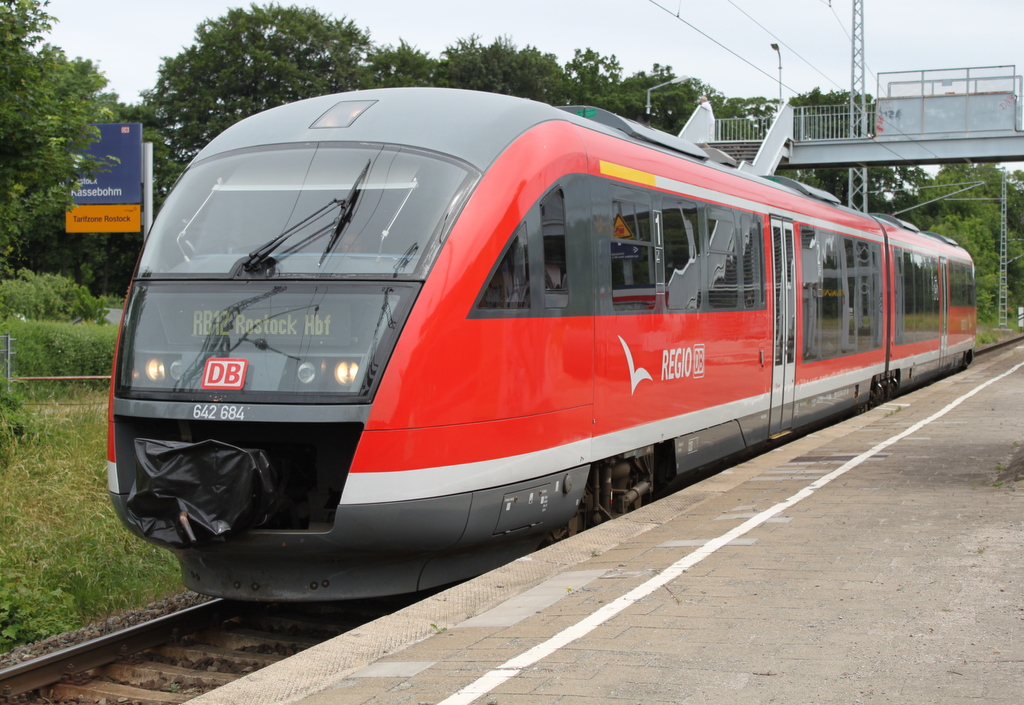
[126,438,282,548]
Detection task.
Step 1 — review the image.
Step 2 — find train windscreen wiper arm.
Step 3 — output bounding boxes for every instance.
[319,159,371,267]
[243,199,342,272]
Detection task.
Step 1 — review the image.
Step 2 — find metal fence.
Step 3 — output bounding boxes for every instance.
[792,104,876,141]
[715,106,877,143]
[0,333,13,392]
[714,115,775,142]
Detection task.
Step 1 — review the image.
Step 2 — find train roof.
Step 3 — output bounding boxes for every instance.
[194,87,709,172]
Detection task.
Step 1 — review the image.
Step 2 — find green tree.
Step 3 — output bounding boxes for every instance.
[563,48,623,108]
[368,40,438,88]
[621,66,709,134]
[145,3,373,164]
[5,53,124,294]
[914,165,1024,322]
[0,1,110,267]
[438,36,567,104]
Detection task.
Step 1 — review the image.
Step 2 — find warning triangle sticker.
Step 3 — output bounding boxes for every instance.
[613,213,635,239]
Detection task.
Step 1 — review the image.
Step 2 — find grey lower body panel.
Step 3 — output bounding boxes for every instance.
[792,381,866,427]
[110,464,589,601]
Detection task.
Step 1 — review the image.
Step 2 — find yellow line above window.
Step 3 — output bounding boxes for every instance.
[599,160,656,187]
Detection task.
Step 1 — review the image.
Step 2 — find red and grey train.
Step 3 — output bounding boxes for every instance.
[107,88,976,600]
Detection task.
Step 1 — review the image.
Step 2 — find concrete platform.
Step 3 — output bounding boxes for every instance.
[191,345,1024,705]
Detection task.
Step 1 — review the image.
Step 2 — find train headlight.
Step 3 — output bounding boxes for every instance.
[145,358,166,382]
[169,359,183,381]
[297,361,317,384]
[334,361,360,386]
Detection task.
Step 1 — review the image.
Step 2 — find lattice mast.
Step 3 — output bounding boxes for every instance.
[1000,170,1009,328]
[848,0,868,212]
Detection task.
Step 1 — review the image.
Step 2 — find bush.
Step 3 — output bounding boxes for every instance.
[0,385,37,466]
[0,271,108,324]
[1,560,79,653]
[3,319,118,377]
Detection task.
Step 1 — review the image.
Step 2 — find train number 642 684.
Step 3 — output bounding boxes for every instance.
[192,404,246,421]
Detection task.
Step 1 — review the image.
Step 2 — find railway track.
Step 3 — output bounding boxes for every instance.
[0,596,416,704]
[975,332,1024,357]
[3,334,1021,704]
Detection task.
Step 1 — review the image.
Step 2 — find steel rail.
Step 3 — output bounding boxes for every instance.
[975,333,1024,358]
[0,598,245,700]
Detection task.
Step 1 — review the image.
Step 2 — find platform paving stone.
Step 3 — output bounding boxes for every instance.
[191,346,1024,705]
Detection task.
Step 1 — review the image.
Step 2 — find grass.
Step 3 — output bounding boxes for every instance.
[975,321,1020,346]
[14,378,110,403]
[0,384,181,653]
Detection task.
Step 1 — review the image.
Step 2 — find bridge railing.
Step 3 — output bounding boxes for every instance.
[714,115,774,142]
[716,106,877,143]
[792,104,876,141]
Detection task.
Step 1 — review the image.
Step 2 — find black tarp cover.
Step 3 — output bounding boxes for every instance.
[127,438,279,548]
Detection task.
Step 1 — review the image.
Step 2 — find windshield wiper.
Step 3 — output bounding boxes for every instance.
[319,159,371,267]
[243,199,342,272]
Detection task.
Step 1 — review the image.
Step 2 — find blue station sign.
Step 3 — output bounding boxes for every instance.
[72,123,143,205]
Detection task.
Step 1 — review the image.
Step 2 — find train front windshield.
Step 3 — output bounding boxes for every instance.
[116,282,417,402]
[120,142,477,403]
[137,142,476,278]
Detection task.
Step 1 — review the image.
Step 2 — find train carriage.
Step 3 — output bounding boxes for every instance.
[108,88,975,600]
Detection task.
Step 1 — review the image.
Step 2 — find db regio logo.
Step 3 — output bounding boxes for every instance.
[661,344,706,381]
[201,358,249,390]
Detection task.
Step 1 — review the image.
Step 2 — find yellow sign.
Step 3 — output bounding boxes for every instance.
[613,213,635,240]
[66,204,141,233]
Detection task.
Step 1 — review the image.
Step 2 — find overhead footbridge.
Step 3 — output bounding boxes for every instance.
[679,66,1024,176]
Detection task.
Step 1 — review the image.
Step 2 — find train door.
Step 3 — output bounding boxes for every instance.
[940,257,949,361]
[769,217,796,436]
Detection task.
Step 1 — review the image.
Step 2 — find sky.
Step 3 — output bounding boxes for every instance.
[42,0,1024,106]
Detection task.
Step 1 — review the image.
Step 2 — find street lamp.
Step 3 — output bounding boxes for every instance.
[646,75,690,117]
[770,43,782,106]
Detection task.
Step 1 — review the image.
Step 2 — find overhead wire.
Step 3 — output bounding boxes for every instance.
[643,0,802,95]
[724,0,845,93]
[645,0,943,165]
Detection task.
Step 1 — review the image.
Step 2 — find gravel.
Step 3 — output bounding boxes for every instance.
[0,591,212,670]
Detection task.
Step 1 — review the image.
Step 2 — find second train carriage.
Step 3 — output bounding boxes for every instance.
[107,88,976,600]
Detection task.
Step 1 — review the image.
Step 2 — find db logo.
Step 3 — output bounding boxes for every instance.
[201,358,249,390]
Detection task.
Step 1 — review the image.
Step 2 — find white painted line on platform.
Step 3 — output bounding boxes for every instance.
[437,359,1024,705]
[454,570,606,629]
[351,662,435,678]
[659,538,759,547]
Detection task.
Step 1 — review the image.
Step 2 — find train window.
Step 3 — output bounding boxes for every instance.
[541,189,569,308]
[663,202,701,311]
[902,251,918,342]
[899,250,941,343]
[950,261,975,308]
[845,237,882,353]
[707,208,738,309]
[819,231,844,357]
[611,197,656,310]
[801,226,844,361]
[478,224,530,310]
[893,249,906,345]
[800,226,816,360]
[740,213,764,309]
[924,255,940,339]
